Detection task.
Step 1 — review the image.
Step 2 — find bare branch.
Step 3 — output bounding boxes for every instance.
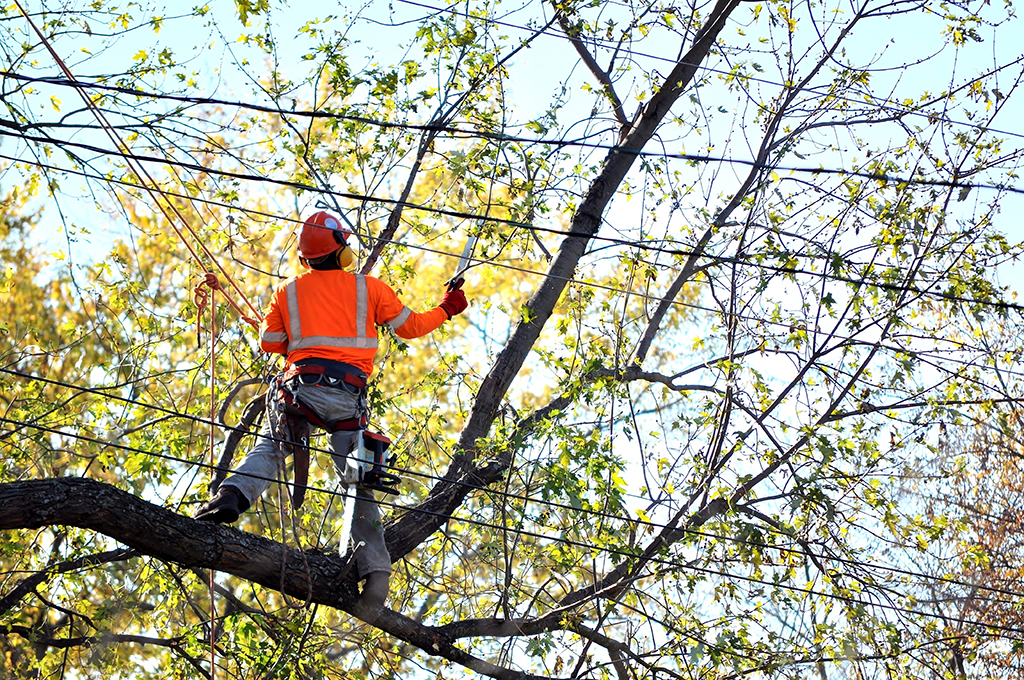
[0,547,137,616]
[550,3,629,128]
[1,624,184,649]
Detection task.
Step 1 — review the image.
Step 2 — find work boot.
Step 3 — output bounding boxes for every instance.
[195,485,249,524]
[358,571,390,610]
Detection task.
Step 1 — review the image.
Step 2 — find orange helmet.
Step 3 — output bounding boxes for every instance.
[297,211,351,261]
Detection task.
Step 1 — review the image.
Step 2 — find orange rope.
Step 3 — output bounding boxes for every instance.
[195,273,260,330]
[208,279,218,680]
[12,10,266,677]
[13,1,262,329]
[194,273,221,680]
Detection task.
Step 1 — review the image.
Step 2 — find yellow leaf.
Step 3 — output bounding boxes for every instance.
[49,95,61,111]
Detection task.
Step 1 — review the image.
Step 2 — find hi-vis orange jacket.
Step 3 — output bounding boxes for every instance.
[259,269,448,376]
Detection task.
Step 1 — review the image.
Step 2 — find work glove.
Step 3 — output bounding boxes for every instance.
[440,279,469,319]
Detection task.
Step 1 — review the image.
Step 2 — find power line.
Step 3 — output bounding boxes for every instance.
[1,70,1021,199]
[8,151,1024,435]
[3,366,1024,612]
[5,3,1024,651]
[4,132,1024,321]
[390,0,1024,146]
[2,89,1024,317]
[8,147,1024,412]
[5,411,1024,641]
[8,0,1024,155]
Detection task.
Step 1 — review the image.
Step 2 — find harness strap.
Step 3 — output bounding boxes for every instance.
[278,386,367,509]
[283,363,367,391]
[284,412,310,509]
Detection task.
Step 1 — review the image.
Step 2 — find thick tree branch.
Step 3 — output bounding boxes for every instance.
[389,0,744,561]
[0,477,557,680]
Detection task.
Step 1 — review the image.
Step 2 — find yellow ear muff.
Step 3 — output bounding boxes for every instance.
[336,244,354,269]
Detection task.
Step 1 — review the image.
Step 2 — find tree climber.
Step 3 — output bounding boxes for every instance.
[195,210,469,609]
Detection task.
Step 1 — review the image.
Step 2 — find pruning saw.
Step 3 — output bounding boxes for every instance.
[448,232,478,291]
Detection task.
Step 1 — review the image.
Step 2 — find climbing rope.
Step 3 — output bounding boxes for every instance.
[197,273,220,680]
[14,5,268,673]
[13,0,262,329]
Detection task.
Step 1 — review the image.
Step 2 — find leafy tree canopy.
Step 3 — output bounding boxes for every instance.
[1,0,1024,678]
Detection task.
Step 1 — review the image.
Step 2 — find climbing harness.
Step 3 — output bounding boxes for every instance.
[265,362,400,510]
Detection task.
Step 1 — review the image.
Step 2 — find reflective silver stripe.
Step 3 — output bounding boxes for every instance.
[387,306,412,331]
[355,273,368,338]
[261,331,288,343]
[286,279,302,342]
[284,273,376,353]
[290,335,378,350]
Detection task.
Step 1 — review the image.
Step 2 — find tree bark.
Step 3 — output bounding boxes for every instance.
[388,0,744,561]
[0,477,556,680]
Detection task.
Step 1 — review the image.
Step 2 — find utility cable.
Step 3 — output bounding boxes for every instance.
[391,0,1024,144]
[5,6,1023,150]
[4,147,1024,383]
[0,72,1020,198]
[3,366,1024,608]
[10,146,1022,402]
[7,12,261,330]
[4,411,1024,641]
[4,121,1018,248]
[3,139,1023,320]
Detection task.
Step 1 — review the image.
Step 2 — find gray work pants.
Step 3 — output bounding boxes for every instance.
[223,382,391,578]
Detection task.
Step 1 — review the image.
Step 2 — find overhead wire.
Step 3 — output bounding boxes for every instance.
[2,134,1023,321]
[3,16,1022,314]
[4,409,1024,641]
[14,0,1022,153]
[5,0,1021,322]
[8,0,1023,570]
[4,0,1024,659]
[5,150,1024,413]
[3,62,260,335]
[2,69,1021,201]
[3,366,1024,609]
[6,140,1024,403]
[7,9,264,675]
[390,0,1024,143]
[7,0,1024,150]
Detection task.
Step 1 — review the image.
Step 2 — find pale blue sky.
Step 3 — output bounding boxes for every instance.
[6,0,1022,298]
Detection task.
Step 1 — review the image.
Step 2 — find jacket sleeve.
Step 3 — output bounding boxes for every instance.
[369,277,448,340]
[259,283,289,354]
